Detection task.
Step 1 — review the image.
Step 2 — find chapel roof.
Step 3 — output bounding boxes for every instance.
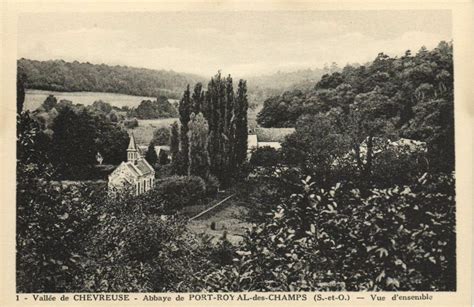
[125,163,141,176]
[128,133,138,151]
[134,159,154,176]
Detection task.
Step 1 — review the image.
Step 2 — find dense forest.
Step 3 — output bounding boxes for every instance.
[258,42,454,172]
[258,43,452,129]
[17,58,207,99]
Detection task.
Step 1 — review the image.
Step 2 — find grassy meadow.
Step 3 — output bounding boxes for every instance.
[24,89,156,111]
[127,118,179,145]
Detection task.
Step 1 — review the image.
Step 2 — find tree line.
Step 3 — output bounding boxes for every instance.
[17,58,206,99]
[127,96,178,119]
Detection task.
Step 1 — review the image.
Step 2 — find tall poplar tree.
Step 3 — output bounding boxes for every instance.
[145,142,158,166]
[205,74,223,175]
[178,85,191,174]
[180,72,249,182]
[169,121,180,162]
[191,83,203,114]
[234,79,249,166]
[223,75,235,171]
[187,112,210,179]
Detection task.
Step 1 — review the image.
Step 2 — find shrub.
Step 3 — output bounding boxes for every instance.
[250,146,281,167]
[155,163,173,179]
[109,111,119,122]
[152,127,171,145]
[42,95,57,112]
[156,176,206,209]
[370,144,429,187]
[209,238,235,266]
[123,118,139,129]
[158,150,170,165]
[205,175,220,196]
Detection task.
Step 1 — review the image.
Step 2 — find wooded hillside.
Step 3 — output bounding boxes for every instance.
[257,42,454,171]
[17,58,207,99]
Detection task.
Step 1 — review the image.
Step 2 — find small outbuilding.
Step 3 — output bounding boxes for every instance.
[247,127,295,158]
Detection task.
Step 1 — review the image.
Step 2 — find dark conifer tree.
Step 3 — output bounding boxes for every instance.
[216,73,226,132]
[223,75,235,173]
[158,150,170,165]
[178,85,191,174]
[206,75,222,175]
[234,79,249,166]
[187,112,210,179]
[224,75,234,132]
[169,121,180,172]
[182,72,248,183]
[169,121,180,161]
[145,142,158,166]
[191,83,203,114]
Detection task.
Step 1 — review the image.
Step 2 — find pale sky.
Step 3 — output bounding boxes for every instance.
[17,11,452,77]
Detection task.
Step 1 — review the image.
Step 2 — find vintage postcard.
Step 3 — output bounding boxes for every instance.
[1,0,473,306]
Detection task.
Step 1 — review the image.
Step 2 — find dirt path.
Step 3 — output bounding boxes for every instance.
[188,194,235,221]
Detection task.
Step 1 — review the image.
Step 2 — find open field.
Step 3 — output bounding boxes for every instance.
[127,118,179,145]
[24,89,155,111]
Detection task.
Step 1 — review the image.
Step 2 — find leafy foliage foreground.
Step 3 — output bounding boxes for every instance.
[200,172,455,291]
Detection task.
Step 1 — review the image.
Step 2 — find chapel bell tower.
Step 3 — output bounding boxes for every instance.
[127,133,139,164]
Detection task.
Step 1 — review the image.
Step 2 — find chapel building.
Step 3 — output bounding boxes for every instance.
[108,133,155,195]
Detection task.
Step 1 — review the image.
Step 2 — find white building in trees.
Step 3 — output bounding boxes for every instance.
[108,133,155,196]
[247,127,295,158]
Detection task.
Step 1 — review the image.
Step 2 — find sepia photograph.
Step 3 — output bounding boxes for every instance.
[14,8,459,294]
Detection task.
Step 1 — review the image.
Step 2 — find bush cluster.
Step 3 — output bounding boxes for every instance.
[155,176,206,210]
[123,118,139,129]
